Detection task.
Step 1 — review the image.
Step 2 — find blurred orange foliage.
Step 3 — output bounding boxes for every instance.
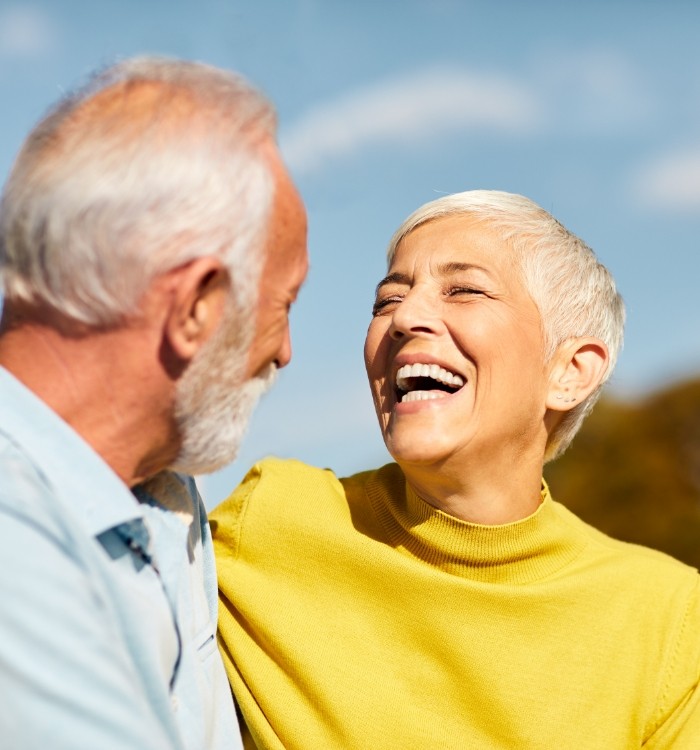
[545,378,700,569]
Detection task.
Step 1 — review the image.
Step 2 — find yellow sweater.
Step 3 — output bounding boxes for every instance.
[211,459,700,749]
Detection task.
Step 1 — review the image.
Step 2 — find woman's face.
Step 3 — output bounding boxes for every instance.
[364,215,553,470]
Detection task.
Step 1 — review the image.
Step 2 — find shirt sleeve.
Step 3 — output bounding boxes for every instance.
[644,575,700,748]
[0,480,181,750]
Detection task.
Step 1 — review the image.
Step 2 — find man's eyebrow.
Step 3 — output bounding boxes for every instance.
[375,272,410,295]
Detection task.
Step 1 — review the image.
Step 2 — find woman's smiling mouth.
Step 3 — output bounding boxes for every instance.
[395,362,465,403]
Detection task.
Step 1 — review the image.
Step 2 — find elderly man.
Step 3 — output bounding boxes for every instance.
[0,57,307,749]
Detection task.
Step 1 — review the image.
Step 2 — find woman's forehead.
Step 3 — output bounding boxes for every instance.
[390,216,515,275]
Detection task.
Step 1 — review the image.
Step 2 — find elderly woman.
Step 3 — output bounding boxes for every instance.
[210,191,700,749]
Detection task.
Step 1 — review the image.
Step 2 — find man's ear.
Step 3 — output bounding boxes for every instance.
[545,337,609,413]
[163,257,230,362]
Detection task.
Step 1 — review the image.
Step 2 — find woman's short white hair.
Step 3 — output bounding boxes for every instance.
[388,190,625,461]
[0,56,276,325]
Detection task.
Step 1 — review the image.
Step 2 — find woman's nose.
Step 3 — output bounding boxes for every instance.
[389,289,443,340]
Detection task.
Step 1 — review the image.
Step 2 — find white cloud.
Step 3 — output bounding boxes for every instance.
[280,66,541,174]
[632,148,700,213]
[0,5,56,59]
[531,47,653,134]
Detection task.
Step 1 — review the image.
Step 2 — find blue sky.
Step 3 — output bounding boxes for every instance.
[1,1,699,505]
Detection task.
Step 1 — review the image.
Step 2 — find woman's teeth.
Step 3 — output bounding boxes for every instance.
[395,363,465,391]
[401,390,450,403]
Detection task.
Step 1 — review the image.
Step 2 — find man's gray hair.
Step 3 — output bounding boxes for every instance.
[388,190,625,461]
[0,56,277,325]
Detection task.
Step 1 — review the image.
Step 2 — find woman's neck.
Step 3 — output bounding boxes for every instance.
[398,451,545,525]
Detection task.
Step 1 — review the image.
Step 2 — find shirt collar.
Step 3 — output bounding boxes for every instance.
[0,366,144,536]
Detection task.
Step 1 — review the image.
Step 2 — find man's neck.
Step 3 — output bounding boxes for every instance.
[0,315,176,487]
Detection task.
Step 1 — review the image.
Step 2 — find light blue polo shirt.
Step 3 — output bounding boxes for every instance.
[0,366,242,750]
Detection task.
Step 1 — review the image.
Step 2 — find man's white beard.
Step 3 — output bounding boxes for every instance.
[170,309,276,476]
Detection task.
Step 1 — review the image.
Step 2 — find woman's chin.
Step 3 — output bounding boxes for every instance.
[381,402,470,467]
[384,433,456,467]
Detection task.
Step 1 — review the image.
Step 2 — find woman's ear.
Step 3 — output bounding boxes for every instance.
[163,257,230,362]
[546,337,609,412]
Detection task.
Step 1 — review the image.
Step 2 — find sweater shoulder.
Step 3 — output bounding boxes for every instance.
[210,457,388,529]
[235,456,350,498]
[552,499,699,582]
[221,456,395,499]
[211,458,394,564]
[246,456,396,484]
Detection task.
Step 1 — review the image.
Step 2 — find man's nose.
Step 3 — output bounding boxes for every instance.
[275,326,293,369]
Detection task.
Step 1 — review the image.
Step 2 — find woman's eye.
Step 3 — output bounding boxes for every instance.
[447,286,484,297]
[372,296,402,315]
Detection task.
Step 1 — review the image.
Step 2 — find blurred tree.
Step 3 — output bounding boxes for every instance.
[545,378,700,569]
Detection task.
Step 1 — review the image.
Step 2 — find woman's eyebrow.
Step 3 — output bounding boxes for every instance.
[375,263,492,295]
[375,272,410,294]
[437,261,490,276]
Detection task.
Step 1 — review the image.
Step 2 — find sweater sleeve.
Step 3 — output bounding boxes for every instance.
[209,462,264,561]
[644,574,700,748]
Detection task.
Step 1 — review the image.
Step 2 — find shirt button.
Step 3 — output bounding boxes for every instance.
[171,695,179,712]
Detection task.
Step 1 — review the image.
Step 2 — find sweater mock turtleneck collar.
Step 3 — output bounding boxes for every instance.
[365,463,588,584]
